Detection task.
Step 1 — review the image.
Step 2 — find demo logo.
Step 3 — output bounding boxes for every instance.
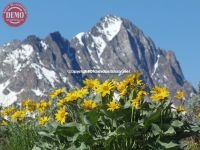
[2,2,28,27]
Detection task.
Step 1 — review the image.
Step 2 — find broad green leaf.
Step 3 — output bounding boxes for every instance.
[56,123,79,137]
[116,125,126,134]
[158,140,179,149]
[76,133,93,145]
[85,109,100,125]
[190,125,200,132]
[152,123,162,136]
[116,122,140,136]
[144,109,161,128]
[124,100,131,108]
[38,131,56,140]
[164,127,176,135]
[171,120,183,128]
[32,146,42,150]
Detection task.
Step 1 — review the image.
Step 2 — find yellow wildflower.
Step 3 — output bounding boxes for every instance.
[136,79,143,86]
[50,87,65,99]
[22,98,31,107]
[117,81,128,92]
[57,99,67,107]
[81,99,97,110]
[114,80,128,96]
[1,106,16,117]
[65,88,88,102]
[11,110,26,121]
[125,72,142,86]
[38,116,50,125]
[76,88,89,98]
[174,90,185,100]
[107,100,120,112]
[151,86,170,102]
[36,100,49,113]
[55,107,68,124]
[65,92,79,102]
[176,105,186,113]
[83,79,100,90]
[22,99,36,112]
[137,90,148,98]
[131,90,147,109]
[131,99,140,109]
[97,80,115,97]
[120,89,127,96]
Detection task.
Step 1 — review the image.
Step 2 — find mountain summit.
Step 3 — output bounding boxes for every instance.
[0,15,196,106]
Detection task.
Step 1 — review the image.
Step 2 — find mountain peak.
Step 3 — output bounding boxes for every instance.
[100,14,121,22]
[93,15,122,41]
[47,31,63,42]
[23,35,40,45]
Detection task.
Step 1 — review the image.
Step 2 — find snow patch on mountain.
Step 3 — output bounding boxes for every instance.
[60,73,67,83]
[87,46,98,64]
[67,81,74,88]
[0,80,23,107]
[91,36,106,64]
[31,63,59,87]
[163,75,168,80]
[40,41,48,50]
[151,54,160,77]
[32,88,44,96]
[3,44,33,73]
[91,35,106,53]
[98,15,122,41]
[14,60,30,73]
[4,43,10,47]
[4,44,33,63]
[75,32,85,46]
[31,64,43,79]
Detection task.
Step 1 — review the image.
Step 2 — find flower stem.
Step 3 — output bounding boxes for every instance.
[131,107,133,122]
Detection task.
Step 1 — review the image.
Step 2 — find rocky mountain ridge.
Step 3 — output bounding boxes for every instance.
[0,15,196,106]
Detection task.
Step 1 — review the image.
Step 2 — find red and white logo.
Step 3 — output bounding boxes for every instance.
[2,2,28,27]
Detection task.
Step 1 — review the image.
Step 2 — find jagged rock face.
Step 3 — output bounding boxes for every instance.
[0,15,196,106]
[0,33,81,106]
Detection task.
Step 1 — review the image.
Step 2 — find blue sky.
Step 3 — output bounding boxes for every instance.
[0,0,200,88]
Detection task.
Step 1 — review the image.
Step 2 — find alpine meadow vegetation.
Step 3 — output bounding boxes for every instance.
[0,72,200,150]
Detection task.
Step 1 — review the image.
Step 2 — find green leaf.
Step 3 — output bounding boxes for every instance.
[158,140,179,149]
[56,123,79,137]
[164,127,176,135]
[152,123,162,136]
[192,127,200,132]
[116,122,140,136]
[76,133,93,145]
[171,120,183,128]
[38,131,50,136]
[116,125,126,134]
[45,122,58,131]
[76,123,86,133]
[144,110,161,128]
[85,109,100,125]
[124,100,131,108]
[38,131,56,140]
[67,142,89,150]
[32,146,42,150]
